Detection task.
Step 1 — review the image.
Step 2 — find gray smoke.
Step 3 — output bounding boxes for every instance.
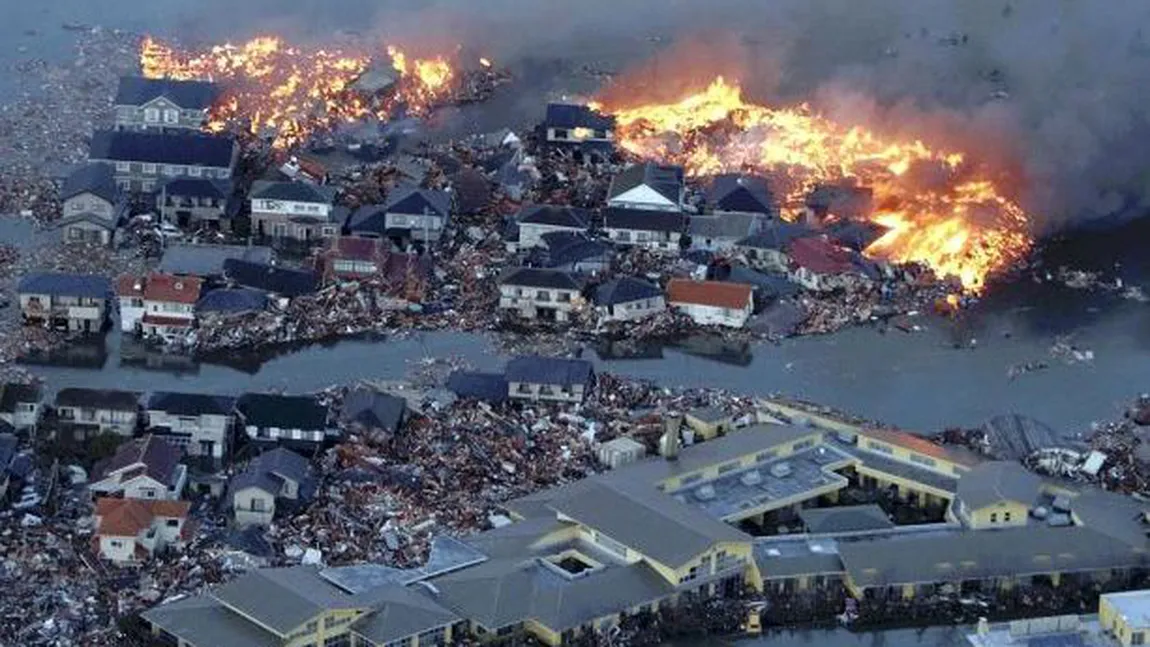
[130,0,1150,232]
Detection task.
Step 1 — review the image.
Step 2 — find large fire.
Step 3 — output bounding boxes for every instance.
[140,36,459,149]
[599,77,1032,291]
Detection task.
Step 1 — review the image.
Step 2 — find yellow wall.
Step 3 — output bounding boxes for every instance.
[966,501,1030,529]
[525,619,562,646]
[283,608,367,647]
[1100,594,1150,647]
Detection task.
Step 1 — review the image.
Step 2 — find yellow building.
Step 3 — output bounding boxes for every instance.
[1101,590,1150,646]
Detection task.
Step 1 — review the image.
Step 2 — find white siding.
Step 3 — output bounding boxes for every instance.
[671,302,752,329]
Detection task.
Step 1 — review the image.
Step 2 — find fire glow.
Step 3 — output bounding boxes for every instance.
[140,36,459,149]
[600,77,1032,292]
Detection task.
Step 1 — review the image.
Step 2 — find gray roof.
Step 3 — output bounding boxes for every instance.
[250,180,337,204]
[237,393,329,431]
[754,538,847,579]
[498,267,581,291]
[141,594,279,647]
[385,186,451,218]
[608,163,683,204]
[798,504,894,534]
[341,388,407,433]
[505,356,593,387]
[592,277,662,307]
[18,273,112,299]
[62,163,118,203]
[55,388,138,410]
[349,586,460,644]
[689,213,763,240]
[737,221,815,251]
[115,76,219,110]
[956,461,1043,511]
[445,371,509,403]
[196,287,269,314]
[227,447,316,506]
[603,208,688,233]
[212,566,368,634]
[94,434,182,485]
[518,205,590,229]
[979,414,1069,461]
[159,244,274,277]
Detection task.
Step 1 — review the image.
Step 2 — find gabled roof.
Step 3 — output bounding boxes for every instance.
[707,174,775,214]
[140,594,281,647]
[250,180,337,204]
[114,76,219,110]
[798,504,894,534]
[603,208,688,233]
[666,278,752,310]
[161,177,232,200]
[689,212,763,240]
[94,434,182,485]
[0,382,40,414]
[18,273,112,299]
[95,497,189,536]
[505,356,593,387]
[346,205,389,235]
[517,205,590,229]
[55,388,139,410]
[826,219,888,251]
[736,221,814,251]
[237,393,329,431]
[788,236,856,274]
[227,447,316,506]
[956,461,1043,511]
[223,259,319,298]
[545,235,613,269]
[544,103,615,131]
[607,163,684,205]
[212,566,367,635]
[450,167,491,214]
[593,276,662,307]
[341,389,407,433]
[143,273,203,304]
[89,130,236,168]
[384,186,451,218]
[446,371,509,402]
[159,243,274,277]
[857,427,983,467]
[62,163,118,203]
[498,267,581,291]
[349,586,460,644]
[146,391,236,416]
[195,287,269,314]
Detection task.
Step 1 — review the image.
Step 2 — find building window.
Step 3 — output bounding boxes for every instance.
[164,109,179,124]
[909,453,937,467]
[1132,631,1145,645]
[251,498,266,512]
[866,441,894,455]
[188,166,201,177]
[990,513,998,523]
[536,290,551,302]
[417,626,447,647]
[553,128,568,140]
[110,540,123,548]
[793,439,814,451]
[144,108,159,122]
[1003,512,1012,523]
[143,163,157,175]
[166,519,179,527]
[115,161,130,172]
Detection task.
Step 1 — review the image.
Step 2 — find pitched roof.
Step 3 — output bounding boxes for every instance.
[544,103,615,131]
[62,163,118,203]
[666,278,752,309]
[212,566,366,635]
[384,186,451,218]
[250,180,337,204]
[956,461,1043,511]
[788,236,856,274]
[445,371,509,403]
[18,273,112,299]
[736,221,814,251]
[94,434,182,485]
[146,391,236,416]
[95,497,189,536]
[89,130,236,168]
[707,174,775,214]
[505,356,593,387]
[114,76,219,109]
[857,427,982,467]
[826,219,888,251]
[498,267,581,291]
[143,273,203,304]
[689,213,763,240]
[607,163,684,204]
[0,383,41,414]
[545,236,613,269]
[603,207,688,233]
[195,287,269,314]
[517,205,590,229]
[237,393,329,431]
[161,177,232,199]
[450,167,491,214]
[349,586,460,644]
[798,504,894,534]
[55,388,139,410]
[593,276,662,307]
[341,389,407,432]
[159,243,274,277]
[223,259,319,298]
[226,446,315,505]
[141,594,281,647]
[346,205,389,235]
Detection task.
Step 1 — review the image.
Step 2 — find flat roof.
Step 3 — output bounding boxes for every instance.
[1104,589,1150,629]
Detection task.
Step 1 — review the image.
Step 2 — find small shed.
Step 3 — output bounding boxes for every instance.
[597,437,647,469]
[684,406,735,441]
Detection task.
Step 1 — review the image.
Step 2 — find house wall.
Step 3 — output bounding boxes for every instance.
[115,97,207,132]
[1100,595,1150,647]
[498,285,580,322]
[63,192,114,219]
[507,380,586,404]
[99,534,139,562]
[244,424,327,445]
[97,157,236,194]
[147,410,232,459]
[62,220,114,246]
[605,228,682,253]
[546,127,612,145]
[670,301,752,329]
[120,474,176,500]
[608,185,681,212]
[518,223,584,249]
[1,401,41,430]
[233,485,277,527]
[790,267,858,293]
[56,406,137,435]
[119,296,145,333]
[283,608,367,647]
[157,194,227,227]
[683,415,734,441]
[597,296,665,323]
[20,293,107,332]
[964,500,1031,529]
[850,434,971,480]
[384,211,445,243]
[251,212,338,242]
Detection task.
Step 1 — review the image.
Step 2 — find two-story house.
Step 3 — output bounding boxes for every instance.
[606,163,684,212]
[592,276,665,323]
[58,163,128,246]
[382,186,452,245]
[498,267,583,323]
[0,383,41,431]
[89,434,187,500]
[666,278,754,328]
[113,76,219,132]
[118,273,203,341]
[93,497,191,563]
[157,177,235,230]
[228,447,317,527]
[249,180,340,242]
[516,205,591,249]
[706,174,778,218]
[505,356,595,404]
[543,103,615,151]
[236,393,337,449]
[145,391,237,465]
[602,208,688,253]
[17,273,112,333]
[736,221,815,274]
[88,129,238,193]
[54,388,140,437]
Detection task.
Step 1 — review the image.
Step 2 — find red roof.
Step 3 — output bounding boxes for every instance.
[142,314,193,327]
[331,236,384,262]
[94,498,190,537]
[116,275,145,297]
[143,273,203,304]
[788,237,855,274]
[666,279,752,309]
[860,427,983,467]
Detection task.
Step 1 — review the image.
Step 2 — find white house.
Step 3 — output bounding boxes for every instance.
[666,278,754,329]
[382,186,452,245]
[505,356,595,404]
[543,103,615,149]
[88,130,238,194]
[145,392,236,465]
[516,205,590,249]
[93,497,191,563]
[236,393,337,449]
[249,181,339,242]
[606,163,684,212]
[54,388,140,437]
[602,208,687,253]
[113,76,219,133]
[0,382,42,431]
[592,276,665,323]
[118,273,203,341]
[58,163,127,246]
[228,448,316,527]
[89,434,187,500]
[497,267,583,323]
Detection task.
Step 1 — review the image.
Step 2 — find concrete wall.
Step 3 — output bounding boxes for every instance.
[62,220,114,246]
[741,247,790,273]
[385,212,446,243]
[966,500,1030,529]
[147,411,232,459]
[56,406,136,435]
[605,228,682,253]
[498,285,579,322]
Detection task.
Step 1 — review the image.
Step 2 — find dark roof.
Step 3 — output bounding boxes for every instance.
[0,434,16,471]
[689,213,763,240]
[798,504,895,534]
[603,208,688,233]
[55,212,121,231]
[608,163,683,205]
[62,163,118,203]
[517,205,590,229]
[114,76,219,110]
[826,220,888,251]
[55,388,139,410]
[0,383,41,414]
[707,174,775,214]
[593,277,662,307]
[544,103,615,131]
[450,168,491,214]
[250,180,336,204]
[161,177,232,200]
[159,244,274,277]
[94,434,182,484]
[341,389,407,433]
[89,130,236,168]
[237,393,329,431]
[223,259,319,298]
[720,266,800,299]
[806,184,874,218]
[498,267,581,291]
[505,356,594,387]
[195,287,269,314]
[445,372,509,403]
[146,392,236,416]
[18,273,112,299]
[737,221,814,251]
[349,586,459,645]
[346,205,388,235]
[227,447,315,505]
[384,186,451,218]
[545,235,613,269]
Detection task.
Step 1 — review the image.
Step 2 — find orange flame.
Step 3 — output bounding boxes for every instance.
[601,77,1031,292]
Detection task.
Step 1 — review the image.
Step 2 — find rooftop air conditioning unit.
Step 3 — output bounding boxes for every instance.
[1031,506,1049,520]
[770,462,792,478]
[695,485,716,501]
[740,470,763,487]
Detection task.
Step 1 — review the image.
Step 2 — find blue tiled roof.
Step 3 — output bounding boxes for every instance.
[115,76,219,110]
[89,130,236,168]
[17,273,112,299]
[593,276,662,307]
[445,371,508,403]
[505,356,594,387]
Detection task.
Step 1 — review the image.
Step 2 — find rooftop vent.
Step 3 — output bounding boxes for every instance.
[695,485,716,501]
[769,462,792,478]
[1052,495,1072,513]
[740,470,763,487]
[1031,506,1049,520]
